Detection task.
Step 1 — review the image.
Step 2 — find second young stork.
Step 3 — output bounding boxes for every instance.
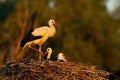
[20,19,57,60]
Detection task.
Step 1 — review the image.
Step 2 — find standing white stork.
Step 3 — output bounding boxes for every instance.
[20,19,57,60]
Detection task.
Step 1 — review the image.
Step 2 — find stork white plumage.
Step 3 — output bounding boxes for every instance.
[44,47,67,62]
[20,19,57,60]
[57,53,67,63]
[43,47,53,62]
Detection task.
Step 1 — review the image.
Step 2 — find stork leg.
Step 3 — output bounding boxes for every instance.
[38,44,43,61]
[39,45,41,51]
[27,44,43,61]
[28,46,43,61]
[28,46,40,53]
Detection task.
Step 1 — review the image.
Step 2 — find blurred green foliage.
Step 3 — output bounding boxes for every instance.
[0,0,120,74]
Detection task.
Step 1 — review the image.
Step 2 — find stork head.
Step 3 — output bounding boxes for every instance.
[45,47,52,54]
[57,53,66,63]
[44,47,52,62]
[58,53,65,59]
[48,19,56,28]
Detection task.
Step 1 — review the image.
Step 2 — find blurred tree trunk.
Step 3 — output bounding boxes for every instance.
[11,0,29,58]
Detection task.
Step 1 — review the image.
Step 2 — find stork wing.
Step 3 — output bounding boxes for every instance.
[32,26,49,37]
[20,26,49,47]
[20,32,42,47]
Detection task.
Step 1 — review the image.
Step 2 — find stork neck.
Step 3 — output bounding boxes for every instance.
[48,24,56,37]
[49,24,55,29]
[47,51,52,59]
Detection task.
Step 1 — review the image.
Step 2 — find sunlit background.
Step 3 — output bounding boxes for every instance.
[0,0,120,76]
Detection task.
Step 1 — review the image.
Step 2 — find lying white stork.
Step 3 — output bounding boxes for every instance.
[20,19,57,59]
[57,53,67,63]
[43,47,53,62]
[43,47,67,62]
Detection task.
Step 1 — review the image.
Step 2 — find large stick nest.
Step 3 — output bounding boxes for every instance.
[0,59,117,80]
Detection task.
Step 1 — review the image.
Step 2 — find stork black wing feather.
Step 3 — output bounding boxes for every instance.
[21,12,39,47]
[20,32,42,47]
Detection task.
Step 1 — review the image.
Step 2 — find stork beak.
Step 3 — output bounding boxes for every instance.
[45,50,48,55]
[53,24,57,29]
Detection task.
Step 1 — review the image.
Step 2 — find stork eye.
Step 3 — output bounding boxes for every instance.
[52,21,54,24]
